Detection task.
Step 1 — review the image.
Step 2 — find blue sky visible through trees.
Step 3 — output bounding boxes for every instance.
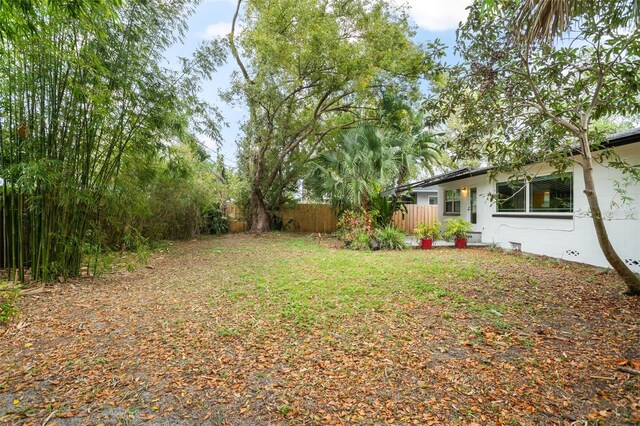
[164,0,472,169]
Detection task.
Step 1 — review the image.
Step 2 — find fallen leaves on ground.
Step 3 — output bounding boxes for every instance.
[0,233,638,425]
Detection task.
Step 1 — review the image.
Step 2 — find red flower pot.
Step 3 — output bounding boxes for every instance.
[420,238,433,249]
[454,237,467,249]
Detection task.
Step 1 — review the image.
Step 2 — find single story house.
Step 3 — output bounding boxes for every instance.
[397,128,640,272]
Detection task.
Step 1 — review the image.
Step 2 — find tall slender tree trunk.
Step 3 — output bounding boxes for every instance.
[579,134,640,295]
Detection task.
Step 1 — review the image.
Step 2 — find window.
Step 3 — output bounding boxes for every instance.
[530,174,573,212]
[494,173,573,215]
[428,196,438,205]
[444,189,460,214]
[496,181,525,212]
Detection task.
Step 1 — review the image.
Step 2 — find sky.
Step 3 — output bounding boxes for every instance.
[164,0,473,169]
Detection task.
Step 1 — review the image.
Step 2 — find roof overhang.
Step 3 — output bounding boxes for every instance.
[385,126,640,195]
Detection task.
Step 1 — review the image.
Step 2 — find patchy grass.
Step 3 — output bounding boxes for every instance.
[0,233,638,425]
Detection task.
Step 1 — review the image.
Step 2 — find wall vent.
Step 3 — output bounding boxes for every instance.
[565,250,580,257]
[624,258,640,267]
[510,242,521,251]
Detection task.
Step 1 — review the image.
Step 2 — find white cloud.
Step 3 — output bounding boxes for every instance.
[202,22,233,40]
[394,0,473,32]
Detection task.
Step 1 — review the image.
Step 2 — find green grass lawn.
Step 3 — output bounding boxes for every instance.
[0,233,638,425]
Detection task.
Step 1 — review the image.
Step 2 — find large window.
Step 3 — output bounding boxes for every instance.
[495,173,573,214]
[530,174,573,212]
[445,189,460,214]
[496,181,525,212]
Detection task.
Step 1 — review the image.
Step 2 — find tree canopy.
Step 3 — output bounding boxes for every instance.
[228,0,443,231]
[429,0,640,293]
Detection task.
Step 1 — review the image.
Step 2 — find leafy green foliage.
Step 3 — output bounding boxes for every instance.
[306,126,399,212]
[99,143,227,246]
[443,218,473,241]
[202,205,230,235]
[0,0,226,281]
[369,194,406,228]
[336,210,375,249]
[0,282,20,325]
[375,226,407,250]
[229,0,443,230]
[350,230,373,251]
[414,221,441,240]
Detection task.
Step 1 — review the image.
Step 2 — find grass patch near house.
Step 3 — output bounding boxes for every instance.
[0,233,638,425]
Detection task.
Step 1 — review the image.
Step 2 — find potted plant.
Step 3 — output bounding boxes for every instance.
[443,217,473,249]
[413,221,441,249]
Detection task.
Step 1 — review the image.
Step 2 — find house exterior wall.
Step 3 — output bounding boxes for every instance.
[432,143,640,272]
[415,191,438,206]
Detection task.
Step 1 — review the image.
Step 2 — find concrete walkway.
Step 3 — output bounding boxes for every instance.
[405,236,489,248]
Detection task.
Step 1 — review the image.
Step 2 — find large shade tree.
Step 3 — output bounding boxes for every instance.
[430,0,640,294]
[227,0,441,232]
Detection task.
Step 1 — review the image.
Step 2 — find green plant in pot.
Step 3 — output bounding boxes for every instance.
[413,221,441,249]
[443,217,473,249]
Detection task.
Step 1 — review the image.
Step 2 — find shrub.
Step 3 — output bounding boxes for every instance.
[376,225,407,250]
[350,229,372,251]
[414,221,441,240]
[336,209,374,243]
[443,217,473,240]
[0,282,20,325]
[369,194,406,227]
[202,205,229,235]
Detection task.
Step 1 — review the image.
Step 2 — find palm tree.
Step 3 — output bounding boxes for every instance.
[306,126,400,212]
[379,93,441,187]
[501,0,640,42]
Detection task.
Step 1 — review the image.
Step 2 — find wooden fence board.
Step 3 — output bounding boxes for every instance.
[391,205,438,234]
[225,203,438,235]
[224,203,248,233]
[281,204,337,233]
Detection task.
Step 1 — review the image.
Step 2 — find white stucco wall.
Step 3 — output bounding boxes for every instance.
[415,190,438,206]
[431,143,640,272]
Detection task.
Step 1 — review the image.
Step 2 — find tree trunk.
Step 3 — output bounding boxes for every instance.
[579,134,640,295]
[249,185,270,233]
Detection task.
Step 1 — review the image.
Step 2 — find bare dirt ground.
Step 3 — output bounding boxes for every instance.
[0,233,639,425]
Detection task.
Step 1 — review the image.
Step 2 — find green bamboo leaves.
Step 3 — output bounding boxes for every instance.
[0,0,223,281]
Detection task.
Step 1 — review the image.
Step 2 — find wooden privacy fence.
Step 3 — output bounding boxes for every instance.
[224,203,438,234]
[392,205,439,234]
[281,204,337,233]
[223,203,248,233]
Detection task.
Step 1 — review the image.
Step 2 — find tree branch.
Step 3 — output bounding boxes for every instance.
[229,0,251,84]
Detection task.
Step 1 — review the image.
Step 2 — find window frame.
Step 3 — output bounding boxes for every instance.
[493,173,574,217]
[529,174,573,213]
[495,180,526,213]
[444,189,461,215]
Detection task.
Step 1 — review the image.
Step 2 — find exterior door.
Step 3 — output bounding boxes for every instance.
[470,187,477,224]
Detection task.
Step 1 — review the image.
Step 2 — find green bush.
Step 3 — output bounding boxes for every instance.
[100,143,228,247]
[414,221,441,240]
[443,217,473,240]
[349,229,372,251]
[336,209,374,243]
[202,205,229,235]
[369,194,406,227]
[0,282,20,325]
[376,225,407,250]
